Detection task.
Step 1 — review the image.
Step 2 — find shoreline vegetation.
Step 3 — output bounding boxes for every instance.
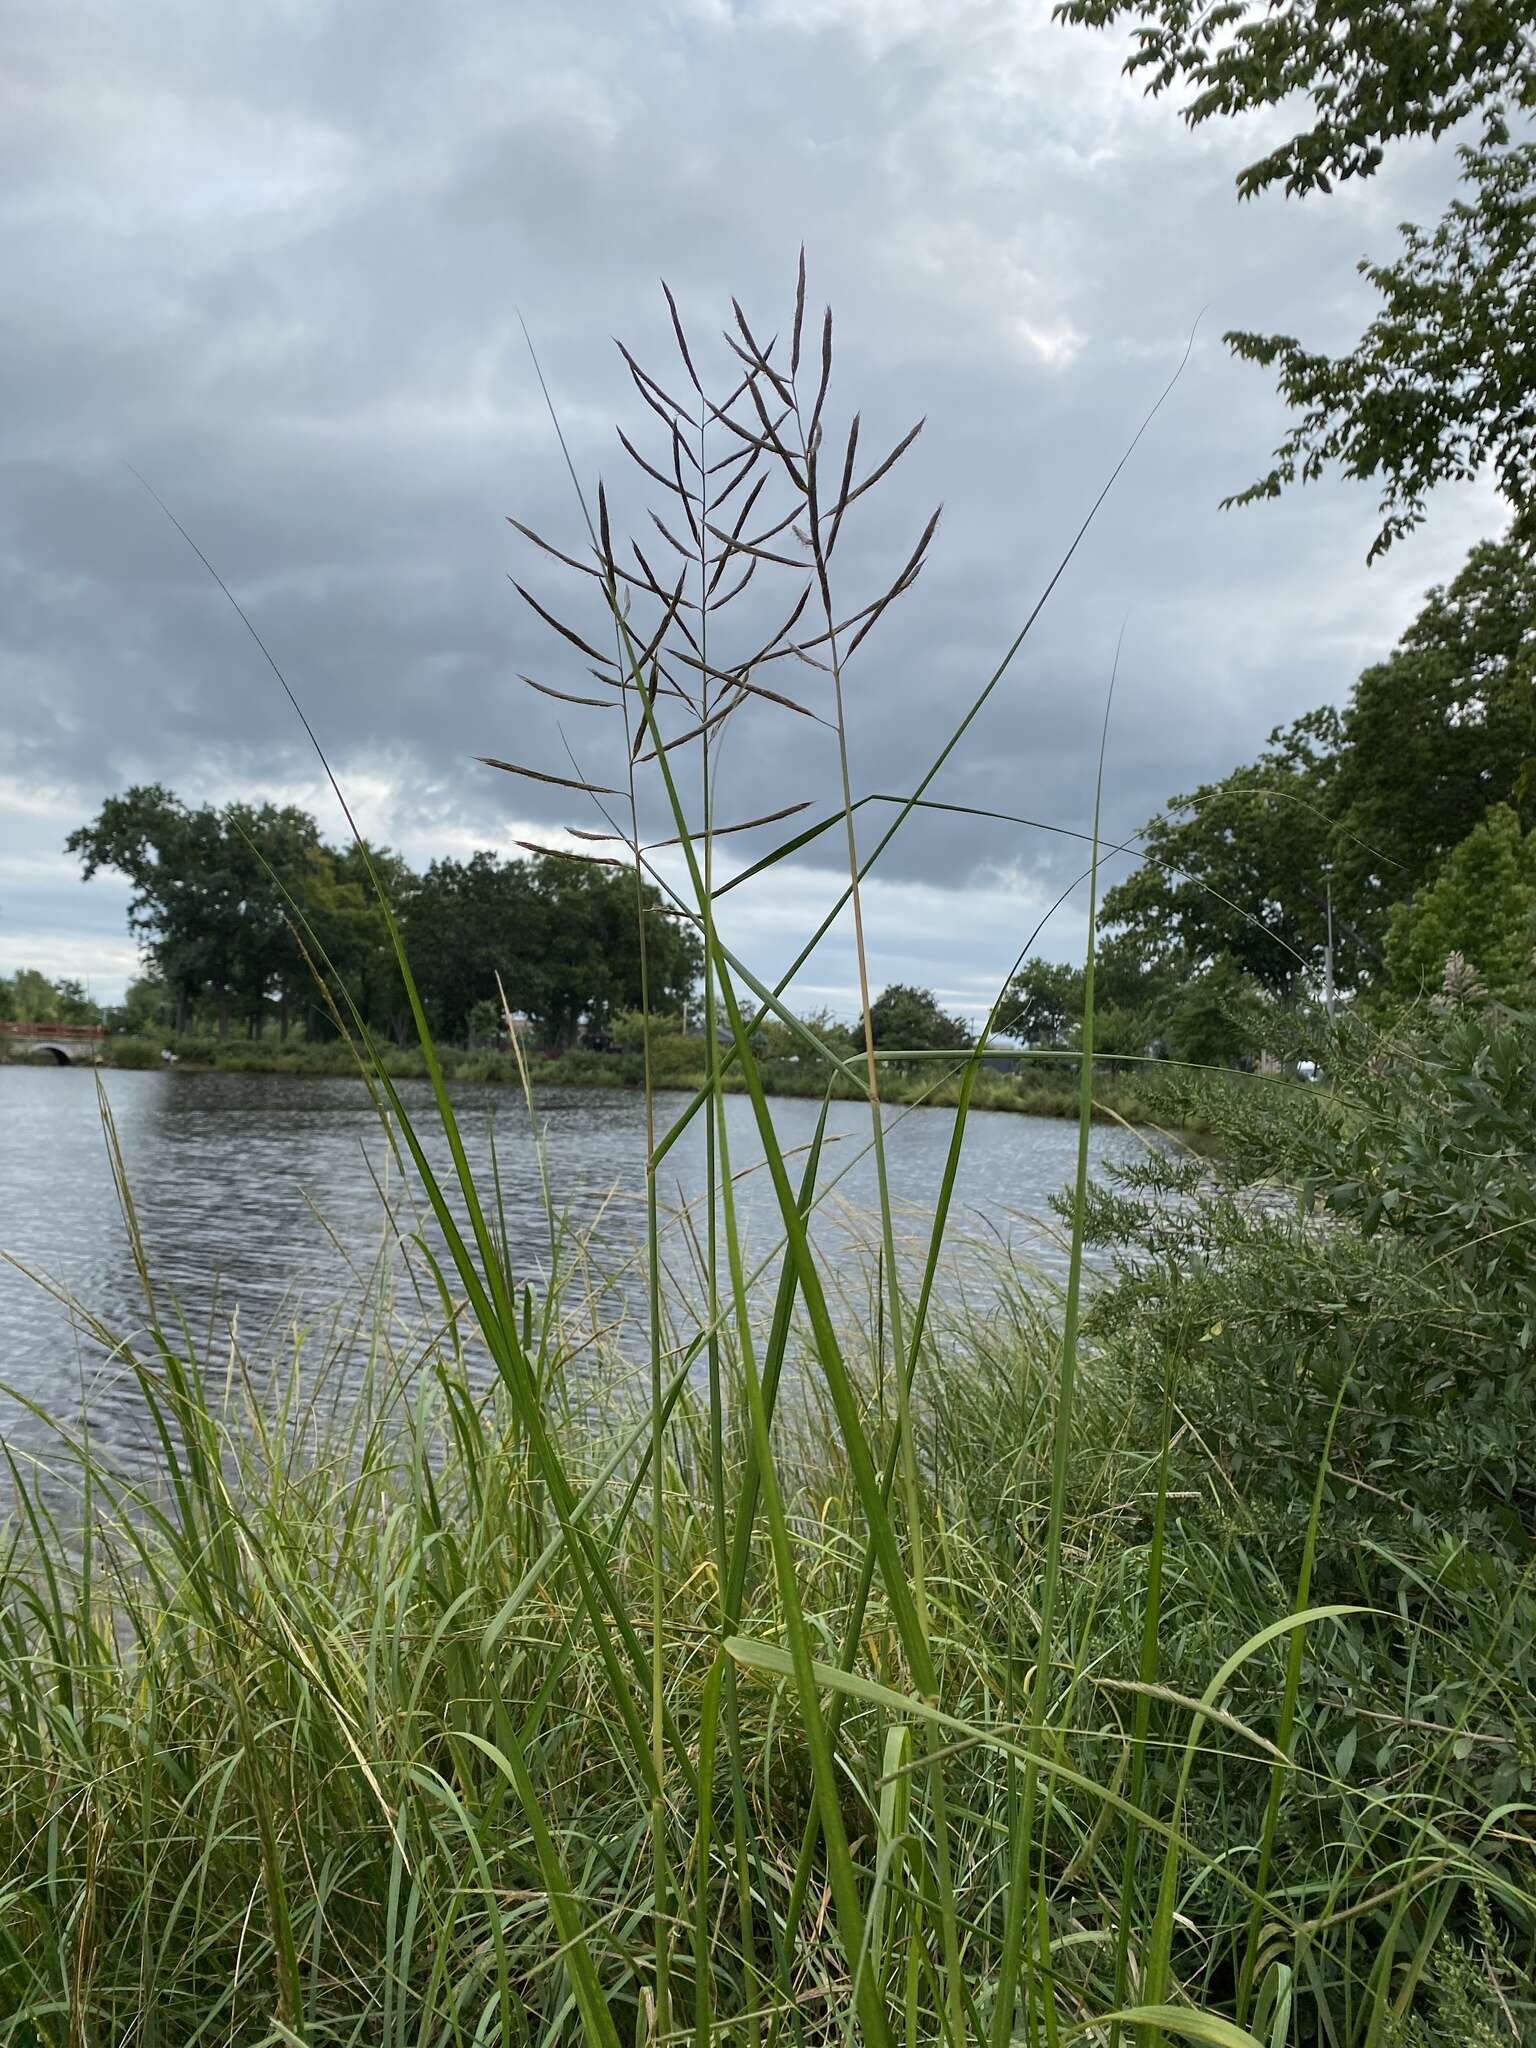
[0,1029,1166,1124]
[3,1008,1532,2046]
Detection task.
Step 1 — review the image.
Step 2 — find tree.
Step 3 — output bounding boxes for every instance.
[2,969,68,1023]
[1000,933,1176,1047]
[399,852,548,1044]
[298,839,411,1042]
[219,801,328,1038]
[1330,537,1536,929]
[537,857,699,1048]
[1385,805,1536,999]
[1159,959,1269,1067]
[398,850,699,1050]
[1000,957,1083,1044]
[67,786,192,1019]
[1107,539,1536,990]
[71,788,700,1050]
[71,788,401,1038]
[1098,707,1344,1001]
[1056,0,1536,554]
[51,978,102,1026]
[864,984,974,1057]
[108,975,172,1037]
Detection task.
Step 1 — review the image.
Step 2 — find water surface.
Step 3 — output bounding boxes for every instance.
[0,1064,1145,1476]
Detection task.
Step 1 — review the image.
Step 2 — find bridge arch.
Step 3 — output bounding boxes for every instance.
[1,1023,107,1066]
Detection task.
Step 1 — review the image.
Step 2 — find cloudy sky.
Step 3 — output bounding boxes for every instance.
[2,0,1499,1019]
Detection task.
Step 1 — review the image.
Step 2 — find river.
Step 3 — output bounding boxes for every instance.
[0,1063,1148,1479]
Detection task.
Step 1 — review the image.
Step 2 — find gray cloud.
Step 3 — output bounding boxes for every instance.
[0,0,1500,1009]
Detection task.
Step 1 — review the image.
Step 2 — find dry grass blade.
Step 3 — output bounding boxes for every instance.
[701,668,821,721]
[834,417,925,530]
[617,427,699,505]
[665,605,826,715]
[510,579,611,664]
[649,508,699,562]
[506,516,601,582]
[669,430,703,545]
[791,245,807,377]
[707,397,797,473]
[623,542,692,608]
[632,567,692,673]
[587,662,692,706]
[520,675,615,710]
[807,304,833,449]
[726,500,804,555]
[769,587,893,667]
[700,524,805,571]
[634,689,742,763]
[699,368,756,459]
[728,299,793,406]
[841,505,942,661]
[646,799,811,849]
[744,375,806,488]
[631,661,661,762]
[597,481,616,586]
[704,475,770,598]
[514,840,626,867]
[706,558,756,610]
[478,756,621,796]
[708,448,768,513]
[630,545,703,659]
[614,337,700,438]
[825,411,861,554]
[745,580,815,663]
[660,279,703,397]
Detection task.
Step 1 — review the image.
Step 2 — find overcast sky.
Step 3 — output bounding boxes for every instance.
[1,0,1500,1018]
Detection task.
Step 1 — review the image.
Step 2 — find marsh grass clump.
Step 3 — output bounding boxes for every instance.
[2,269,1534,2046]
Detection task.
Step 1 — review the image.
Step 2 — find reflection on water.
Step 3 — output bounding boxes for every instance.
[0,1064,1146,1477]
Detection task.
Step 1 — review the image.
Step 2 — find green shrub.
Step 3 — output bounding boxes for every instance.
[1079,1006,1536,1540]
[102,1034,161,1068]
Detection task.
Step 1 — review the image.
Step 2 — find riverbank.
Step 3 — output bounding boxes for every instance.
[2,1247,1526,2042]
[5,1030,1165,1124]
[3,1005,1531,2042]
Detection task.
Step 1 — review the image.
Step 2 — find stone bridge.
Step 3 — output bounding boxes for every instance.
[0,1021,107,1065]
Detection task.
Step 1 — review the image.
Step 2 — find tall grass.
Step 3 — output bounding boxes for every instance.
[2,271,1529,2046]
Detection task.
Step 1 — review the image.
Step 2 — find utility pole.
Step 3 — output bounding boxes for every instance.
[1323,881,1336,1023]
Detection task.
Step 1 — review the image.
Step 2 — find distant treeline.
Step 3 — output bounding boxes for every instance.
[0,969,105,1030]
[64,787,699,1049]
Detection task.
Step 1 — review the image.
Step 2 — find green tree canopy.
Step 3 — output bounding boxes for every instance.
[1000,957,1084,1044]
[67,787,335,1036]
[1097,707,1343,1001]
[864,984,974,1056]
[1000,934,1179,1046]
[397,850,699,1051]
[1101,533,1536,1000]
[0,969,101,1026]
[1330,537,1536,922]
[1385,804,1536,998]
[108,975,172,1037]
[69,791,699,1048]
[1056,0,1536,554]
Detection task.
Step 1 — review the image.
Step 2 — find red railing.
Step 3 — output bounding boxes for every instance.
[0,1020,107,1041]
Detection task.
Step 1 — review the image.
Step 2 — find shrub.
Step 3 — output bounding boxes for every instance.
[1079,1006,1536,1541]
[103,1035,161,1069]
